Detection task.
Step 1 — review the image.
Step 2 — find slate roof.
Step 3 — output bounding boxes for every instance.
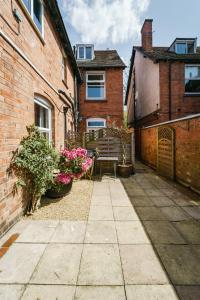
[77,50,126,69]
[135,46,200,62]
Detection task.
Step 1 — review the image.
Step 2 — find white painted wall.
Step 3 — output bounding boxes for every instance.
[134,51,160,119]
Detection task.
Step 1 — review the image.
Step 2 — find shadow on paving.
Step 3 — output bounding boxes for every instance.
[121,161,200,300]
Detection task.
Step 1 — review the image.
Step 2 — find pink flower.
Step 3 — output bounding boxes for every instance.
[82,158,92,172]
[55,173,72,185]
[61,149,77,160]
[76,148,87,158]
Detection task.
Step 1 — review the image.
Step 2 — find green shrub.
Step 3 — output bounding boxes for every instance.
[10,125,58,213]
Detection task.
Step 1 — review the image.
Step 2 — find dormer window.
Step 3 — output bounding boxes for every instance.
[175,40,196,54]
[77,45,94,60]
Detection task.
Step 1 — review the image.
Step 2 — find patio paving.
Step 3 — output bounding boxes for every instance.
[0,162,200,299]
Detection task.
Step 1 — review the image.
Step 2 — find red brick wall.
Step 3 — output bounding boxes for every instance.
[0,0,76,236]
[78,68,124,132]
[139,116,200,193]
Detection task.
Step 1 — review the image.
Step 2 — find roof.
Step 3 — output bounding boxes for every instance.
[46,0,82,83]
[125,45,200,105]
[77,50,126,69]
[135,46,200,62]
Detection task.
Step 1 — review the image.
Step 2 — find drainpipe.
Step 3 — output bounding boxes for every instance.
[168,61,172,120]
[63,106,69,141]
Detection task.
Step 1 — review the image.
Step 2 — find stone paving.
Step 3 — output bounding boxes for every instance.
[0,162,200,299]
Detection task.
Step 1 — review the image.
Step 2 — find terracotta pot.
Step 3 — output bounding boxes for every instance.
[46,180,73,198]
[117,164,134,178]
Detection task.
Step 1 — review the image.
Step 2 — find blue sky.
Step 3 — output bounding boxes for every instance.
[58,0,200,70]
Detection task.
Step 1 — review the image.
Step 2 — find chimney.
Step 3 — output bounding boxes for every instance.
[141,19,153,51]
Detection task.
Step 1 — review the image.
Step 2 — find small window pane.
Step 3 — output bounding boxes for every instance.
[185,80,200,93]
[86,47,92,59]
[176,43,187,54]
[78,47,84,59]
[34,103,49,128]
[88,121,105,127]
[185,66,200,79]
[33,0,42,33]
[22,0,31,13]
[188,43,194,54]
[88,74,104,81]
[87,86,104,98]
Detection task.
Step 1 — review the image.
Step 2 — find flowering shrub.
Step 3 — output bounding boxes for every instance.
[54,147,92,187]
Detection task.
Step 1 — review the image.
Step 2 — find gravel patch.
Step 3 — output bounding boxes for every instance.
[24,180,93,221]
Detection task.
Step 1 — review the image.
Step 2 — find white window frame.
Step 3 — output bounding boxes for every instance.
[77,45,94,60]
[34,97,52,142]
[175,40,196,54]
[86,118,106,132]
[21,0,44,37]
[86,71,106,100]
[185,64,200,94]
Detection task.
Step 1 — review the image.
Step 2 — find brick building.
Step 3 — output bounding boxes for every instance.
[75,45,126,132]
[125,19,200,128]
[0,0,81,235]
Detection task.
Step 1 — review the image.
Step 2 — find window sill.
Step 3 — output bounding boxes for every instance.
[184,93,200,97]
[62,80,69,89]
[18,0,45,45]
[85,99,107,102]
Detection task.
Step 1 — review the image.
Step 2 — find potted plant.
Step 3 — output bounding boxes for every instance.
[115,127,134,177]
[46,147,92,198]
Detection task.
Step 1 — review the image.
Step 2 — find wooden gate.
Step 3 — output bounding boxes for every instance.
[157,126,175,180]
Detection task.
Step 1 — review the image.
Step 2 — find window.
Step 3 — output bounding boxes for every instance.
[86,72,105,100]
[22,0,43,35]
[34,97,52,141]
[62,57,67,83]
[77,45,93,60]
[185,65,200,93]
[176,41,195,54]
[87,118,106,132]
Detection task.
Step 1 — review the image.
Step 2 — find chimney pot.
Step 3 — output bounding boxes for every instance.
[141,19,153,51]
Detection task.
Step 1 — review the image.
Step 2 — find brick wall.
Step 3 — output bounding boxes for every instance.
[0,0,77,236]
[139,116,200,193]
[78,68,124,132]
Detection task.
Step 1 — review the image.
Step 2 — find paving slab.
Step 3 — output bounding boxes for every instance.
[30,244,83,284]
[91,195,112,206]
[0,284,25,300]
[129,196,155,207]
[116,221,150,244]
[182,206,200,220]
[155,244,200,285]
[143,221,186,244]
[0,220,30,247]
[78,244,123,285]
[111,198,132,207]
[113,206,139,221]
[173,220,200,244]
[74,286,126,300]
[120,244,168,284]
[89,205,114,221]
[0,243,46,284]
[126,189,146,197]
[126,285,179,300]
[135,207,167,220]
[160,207,191,221]
[144,189,164,197]
[175,285,200,300]
[150,196,175,207]
[173,197,198,206]
[50,221,86,243]
[21,285,75,300]
[85,221,117,244]
[16,220,58,243]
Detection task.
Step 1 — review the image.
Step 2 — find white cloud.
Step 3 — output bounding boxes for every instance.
[60,0,150,45]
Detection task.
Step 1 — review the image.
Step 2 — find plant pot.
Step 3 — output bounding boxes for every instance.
[117,164,133,178]
[46,180,73,198]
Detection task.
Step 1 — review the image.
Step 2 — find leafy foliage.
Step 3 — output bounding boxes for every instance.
[10,125,58,213]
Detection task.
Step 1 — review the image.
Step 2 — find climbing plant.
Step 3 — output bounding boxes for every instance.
[10,125,58,214]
